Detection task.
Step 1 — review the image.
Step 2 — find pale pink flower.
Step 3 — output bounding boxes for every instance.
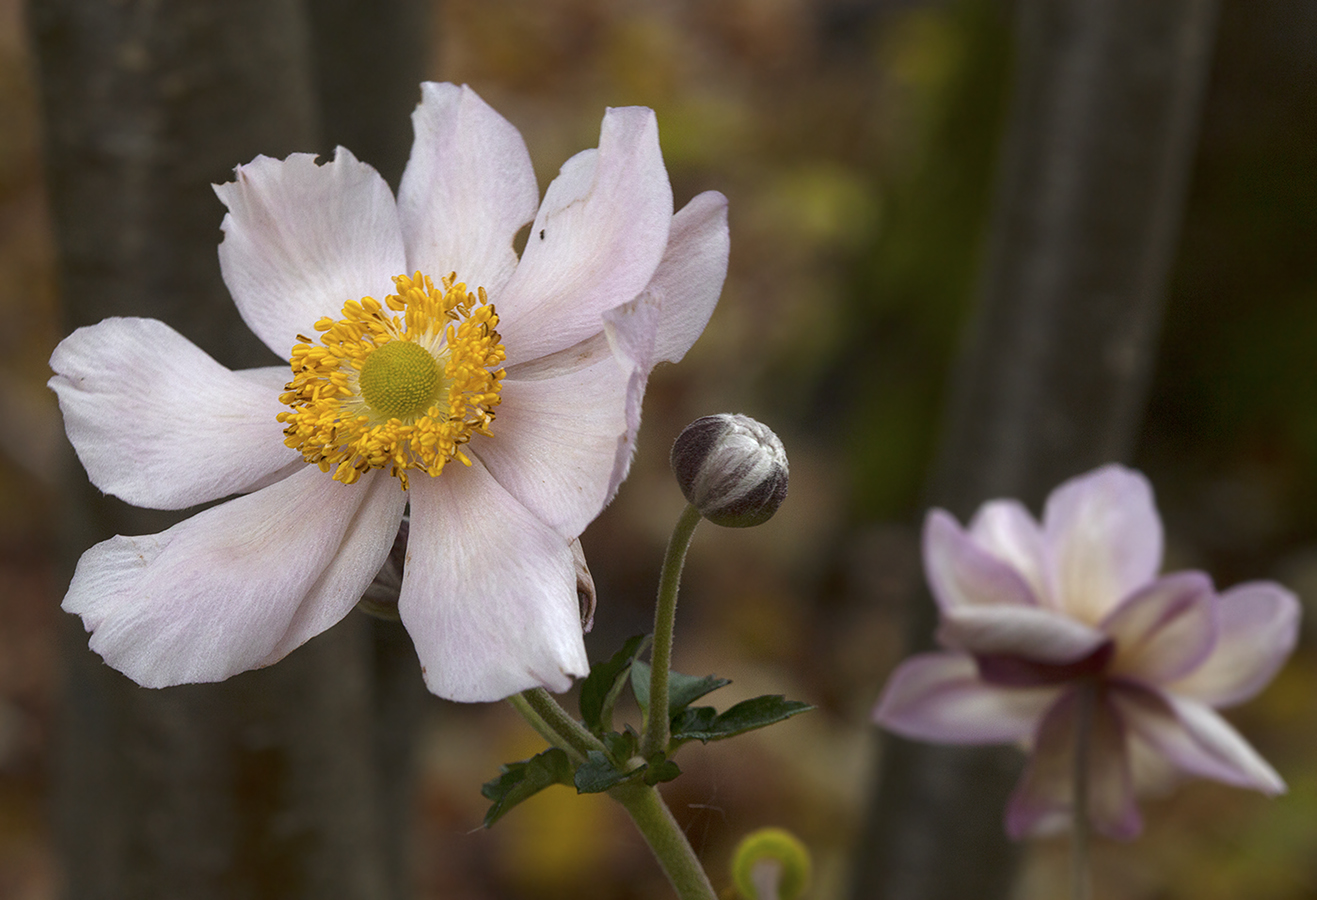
[874,465,1299,838]
[50,83,728,702]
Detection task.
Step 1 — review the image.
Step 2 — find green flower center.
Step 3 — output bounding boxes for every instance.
[357,339,443,422]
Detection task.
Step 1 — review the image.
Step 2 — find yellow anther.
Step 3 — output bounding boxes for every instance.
[277,271,505,489]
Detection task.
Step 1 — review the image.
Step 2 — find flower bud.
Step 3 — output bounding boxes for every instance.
[730,827,811,900]
[671,414,788,527]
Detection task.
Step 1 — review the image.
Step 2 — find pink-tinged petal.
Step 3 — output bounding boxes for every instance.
[1006,689,1142,840]
[399,460,589,702]
[937,605,1110,665]
[968,500,1052,607]
[923,510,1039,612]
[1113,687,1285,794]
[215,148,406,357]
[496,106,674,364]
[63,467,389,687]
[1168,581,1300,708]
[49,318,298,510]
[473,350,631,539]
[1043,464,1163,623]
[873,652,1058,743]
[1102,572,1215,684]
[259,472,407,665]
[638,190,729,365]
[397,83,540,296]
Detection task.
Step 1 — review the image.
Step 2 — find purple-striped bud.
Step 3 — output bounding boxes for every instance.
[671,414,788,528]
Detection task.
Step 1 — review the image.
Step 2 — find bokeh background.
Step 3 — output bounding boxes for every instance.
[2,0,1317,897]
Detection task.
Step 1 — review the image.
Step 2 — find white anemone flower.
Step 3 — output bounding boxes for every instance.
[49,83,728,702]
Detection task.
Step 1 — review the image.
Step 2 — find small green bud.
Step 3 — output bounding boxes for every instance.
[670,414,788,527]
[730,827,811,900]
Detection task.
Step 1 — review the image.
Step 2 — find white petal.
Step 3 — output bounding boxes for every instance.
[63,467,390,687]
[215,148,406,357]
[259,471,408,665]
[49,317,298,510]
[640,190,729,365]
[968,499,1051,607]
[1043,464,1163,623]
[1114,688,1285,794]
[399,460,589,702]
[937,605,1110,665]
[923,509,1039,612]
[1102,572,1216,685]
[474,350,631,539]
[496,106,674,363]
[1168,581,1301,708]
[1006,689,1142,840]
[873,653,1057,743]
[397,83,540,296]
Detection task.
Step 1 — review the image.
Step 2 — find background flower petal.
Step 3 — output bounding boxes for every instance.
[397,82,540,298]
[924,509,1039,612]
[474,351,631,539]
[1166,581,1300,708]
[1114,687,1285,794]
[1006,689,1142,840]
[62,467,385,687]
[400,460,589,702]
[1103,571,1216,685]
[1043,464,1163,623]
[937,605,1110,664]
[215,148,406,357]
[495,106,674,363]
[968,499,1052,607]
[873,652,1057,743]
[49,317,299,510]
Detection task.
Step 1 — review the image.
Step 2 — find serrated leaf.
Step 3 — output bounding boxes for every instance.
[574,750,641,793]
[671,695,814,744]
[643,757,682,786]
[480,747,575,827]
[602,729,638,761]
[579,634,651,735]
[630,660,732,718]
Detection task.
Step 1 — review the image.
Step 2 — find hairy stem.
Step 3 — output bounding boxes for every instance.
[642,503,703,759]
[609,782,719,900]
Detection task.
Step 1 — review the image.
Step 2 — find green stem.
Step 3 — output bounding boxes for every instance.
[609,781,718,900]
[642,503,703,759]
[1071,683,1094,900]
[506,692,568,757]
[516,687,607,764]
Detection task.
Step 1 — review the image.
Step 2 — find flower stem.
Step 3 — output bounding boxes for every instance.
[515,687,607,764]
[641,503,703,760]
[1071,683,1095,900]
[509,686,718,900]
[609,781,719,900]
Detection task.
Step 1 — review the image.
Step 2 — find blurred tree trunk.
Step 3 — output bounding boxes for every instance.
[29,0,428,897]
[852,1,1220,898]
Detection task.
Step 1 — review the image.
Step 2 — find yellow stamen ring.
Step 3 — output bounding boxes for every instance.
[277,271,505,490]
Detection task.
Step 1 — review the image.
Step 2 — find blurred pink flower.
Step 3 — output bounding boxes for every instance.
[49,83,728,703]
[874,464,1299,839]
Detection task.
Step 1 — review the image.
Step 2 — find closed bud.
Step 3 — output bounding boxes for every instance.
[671,414,788,528]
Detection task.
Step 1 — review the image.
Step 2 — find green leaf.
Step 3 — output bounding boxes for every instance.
[579,634,650,735]
[480,747,575,827]
[643,756,682,786]
[574,750,640,793]
[602,728,638,762]
[671,695,814,744]
[630,660,732,718]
